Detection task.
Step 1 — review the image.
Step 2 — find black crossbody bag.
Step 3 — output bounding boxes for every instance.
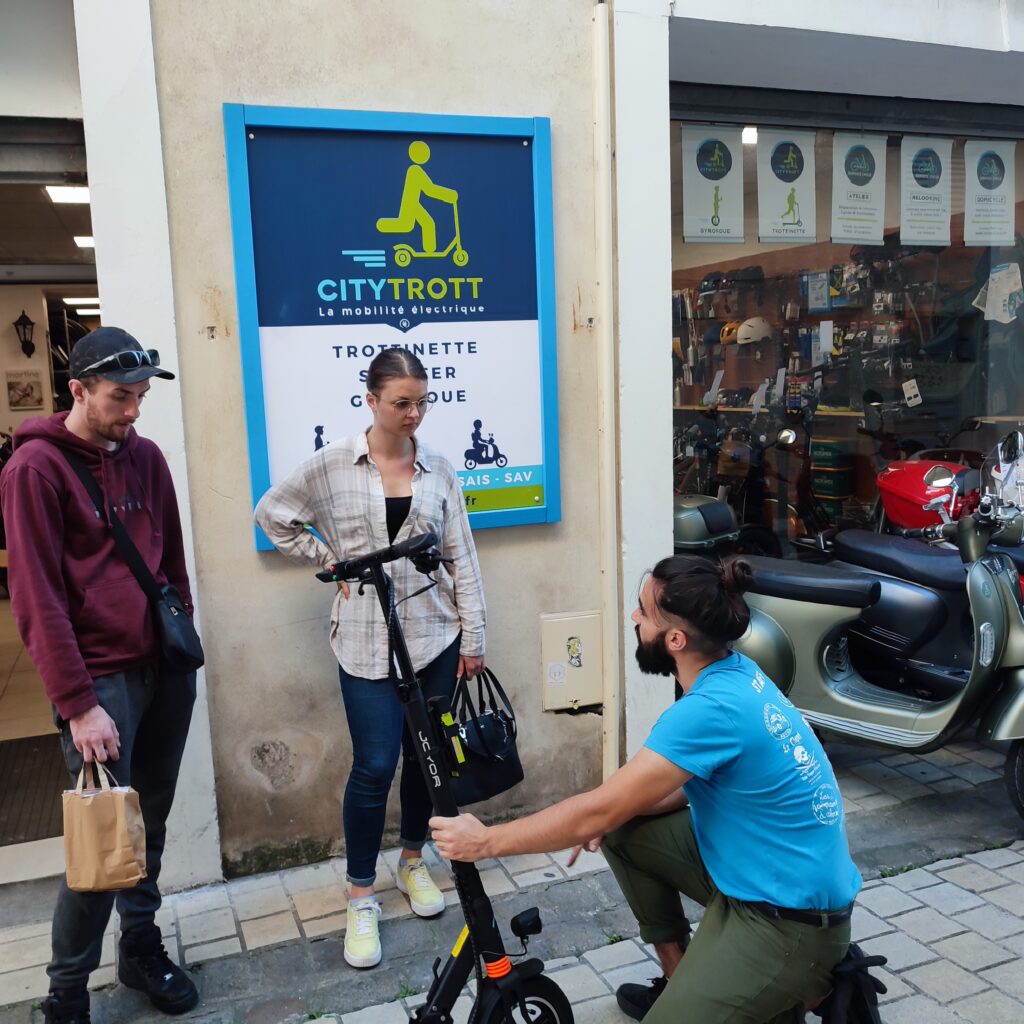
[60,448,205,673]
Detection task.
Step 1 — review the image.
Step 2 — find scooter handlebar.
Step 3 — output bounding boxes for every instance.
[900,522,958,541]
[316,533,439,582]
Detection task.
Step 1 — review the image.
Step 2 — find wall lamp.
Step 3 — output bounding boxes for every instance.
[13,310,36,358]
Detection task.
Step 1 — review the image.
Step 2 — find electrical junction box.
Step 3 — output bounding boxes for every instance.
[540,610,603,711]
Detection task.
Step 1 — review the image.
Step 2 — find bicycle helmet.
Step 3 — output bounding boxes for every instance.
[719,321,741,345]
[737,316,774,345]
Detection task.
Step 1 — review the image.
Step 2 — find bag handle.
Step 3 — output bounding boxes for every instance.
[58,448,164,605]
[475,667,517,734]
[453,668,517,759]
[74,761,114,795]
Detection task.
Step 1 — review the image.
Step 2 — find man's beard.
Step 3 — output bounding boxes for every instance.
[634,626,676,677]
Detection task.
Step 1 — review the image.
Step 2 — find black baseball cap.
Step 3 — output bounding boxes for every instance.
[69,326,176,384]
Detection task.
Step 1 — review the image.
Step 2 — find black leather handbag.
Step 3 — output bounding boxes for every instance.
[450,668,524,806]
[60,449,205,673]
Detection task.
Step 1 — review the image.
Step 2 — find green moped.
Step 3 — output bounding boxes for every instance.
[735,434,1024,820]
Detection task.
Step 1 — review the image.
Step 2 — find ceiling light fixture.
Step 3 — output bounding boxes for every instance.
[76,308,102,317]
[62,297,100,305]
[742,126,758,145]
[74,236,95,248]
[45,185,91,204]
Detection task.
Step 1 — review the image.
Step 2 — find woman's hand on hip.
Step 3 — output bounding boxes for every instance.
[337,580,350,599]
[458,654,484,679]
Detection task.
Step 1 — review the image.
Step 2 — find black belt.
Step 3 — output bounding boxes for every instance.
[748,901,853,928]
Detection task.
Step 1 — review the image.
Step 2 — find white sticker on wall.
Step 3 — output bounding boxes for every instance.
[831,133,887,244]
[757,129,817,243]
[964,140,1016,247]
[900,137,953,246]
[682,126,745,243]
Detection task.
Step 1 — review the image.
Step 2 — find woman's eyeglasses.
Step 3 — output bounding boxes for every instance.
[77,349,161,376]
[374,395,436,413]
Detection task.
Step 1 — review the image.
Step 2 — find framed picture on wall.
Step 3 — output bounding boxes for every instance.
[7,369,44,410]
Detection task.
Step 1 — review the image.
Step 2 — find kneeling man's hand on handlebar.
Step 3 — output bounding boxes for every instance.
[430,812,489,862]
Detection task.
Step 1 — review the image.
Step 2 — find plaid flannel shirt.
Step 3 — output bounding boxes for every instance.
[254,431,486,679]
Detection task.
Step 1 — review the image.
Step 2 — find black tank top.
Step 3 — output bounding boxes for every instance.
[385,495,412,543]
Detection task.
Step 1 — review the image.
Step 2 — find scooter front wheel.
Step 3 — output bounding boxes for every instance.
[1005,740,1024,820]
[453,248,469,267]
[479,975,573,1024]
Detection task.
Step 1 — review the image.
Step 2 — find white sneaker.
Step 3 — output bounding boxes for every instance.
[396,857,445,917]
[344,897,382,968]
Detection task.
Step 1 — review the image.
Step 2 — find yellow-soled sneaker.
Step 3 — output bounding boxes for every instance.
[344,897,382,968]
[396,857,445,917]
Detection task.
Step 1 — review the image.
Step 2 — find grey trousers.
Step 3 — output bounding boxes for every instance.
[49,664,196,992]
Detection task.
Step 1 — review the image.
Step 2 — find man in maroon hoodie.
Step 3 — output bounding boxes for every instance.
[0,327,200,1024]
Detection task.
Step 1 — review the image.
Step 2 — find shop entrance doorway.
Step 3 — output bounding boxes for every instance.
[0,115,98,878]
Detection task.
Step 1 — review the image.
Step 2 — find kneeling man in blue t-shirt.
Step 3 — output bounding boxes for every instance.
[431,555,862,1024]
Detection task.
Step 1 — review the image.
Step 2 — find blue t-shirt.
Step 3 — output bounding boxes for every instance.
[645,651,862,911]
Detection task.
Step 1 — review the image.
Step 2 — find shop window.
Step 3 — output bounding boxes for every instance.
[671,124,1024,557]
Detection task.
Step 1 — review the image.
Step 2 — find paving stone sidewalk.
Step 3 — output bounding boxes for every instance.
[2,737,1024,1023]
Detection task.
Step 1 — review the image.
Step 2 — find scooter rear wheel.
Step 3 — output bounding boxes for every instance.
[479,975,574,1024]
[1005,740,1024,821]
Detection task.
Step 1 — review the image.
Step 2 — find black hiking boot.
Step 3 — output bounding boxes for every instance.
[118,927,199,1015]
[616,976,668,1021]
[41,989,91,1024]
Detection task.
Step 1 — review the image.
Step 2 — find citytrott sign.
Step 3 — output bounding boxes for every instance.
[224,105,560,548]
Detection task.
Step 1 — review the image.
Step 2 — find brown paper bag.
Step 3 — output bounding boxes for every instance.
[63,761,147,893]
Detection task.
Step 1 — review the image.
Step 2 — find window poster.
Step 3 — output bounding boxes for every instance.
[900,137,953,246]
[757,129,817,244]
[830,133,887,244]
[964,140,1016,247]
[682,125,744,243]
[6,369,43,410]
[224,105,561,546]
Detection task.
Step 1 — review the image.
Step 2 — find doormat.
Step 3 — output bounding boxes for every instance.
[0,733,65,846]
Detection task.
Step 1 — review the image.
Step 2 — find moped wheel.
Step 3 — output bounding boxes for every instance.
[480,975,574,1024]
[1005,740,1024,820]
[465,458,478,470]
[496,455,508,468]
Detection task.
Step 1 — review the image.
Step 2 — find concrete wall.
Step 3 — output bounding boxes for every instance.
[0,0,82,119]
[0,288,54,432]
[147,0,604,871]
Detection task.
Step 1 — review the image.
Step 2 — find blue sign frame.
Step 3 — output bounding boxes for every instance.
[223,103,561,548]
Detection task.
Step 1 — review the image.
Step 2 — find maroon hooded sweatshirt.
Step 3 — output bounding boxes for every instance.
[0,413,193,720]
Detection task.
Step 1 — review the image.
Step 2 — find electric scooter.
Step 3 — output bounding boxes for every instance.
[732,436,1024,820]
[393,201,469,268]
[316,535,572,1024]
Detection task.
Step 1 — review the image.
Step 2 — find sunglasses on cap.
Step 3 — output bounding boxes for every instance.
[77,349,162,377]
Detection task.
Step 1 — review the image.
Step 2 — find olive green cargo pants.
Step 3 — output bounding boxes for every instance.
[602,809,851,1024]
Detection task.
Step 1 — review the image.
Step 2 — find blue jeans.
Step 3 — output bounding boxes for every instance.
[338,636,460,885]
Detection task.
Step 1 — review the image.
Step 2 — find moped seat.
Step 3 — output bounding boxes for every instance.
[744,556,881,608]
[833,530,968,591]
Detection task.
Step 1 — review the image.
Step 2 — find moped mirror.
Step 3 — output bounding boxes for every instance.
[776,428,798,447]
[999,430,1024,465]
[923,466,955,490]
[961,417,982,433]
[862,389,884,408]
